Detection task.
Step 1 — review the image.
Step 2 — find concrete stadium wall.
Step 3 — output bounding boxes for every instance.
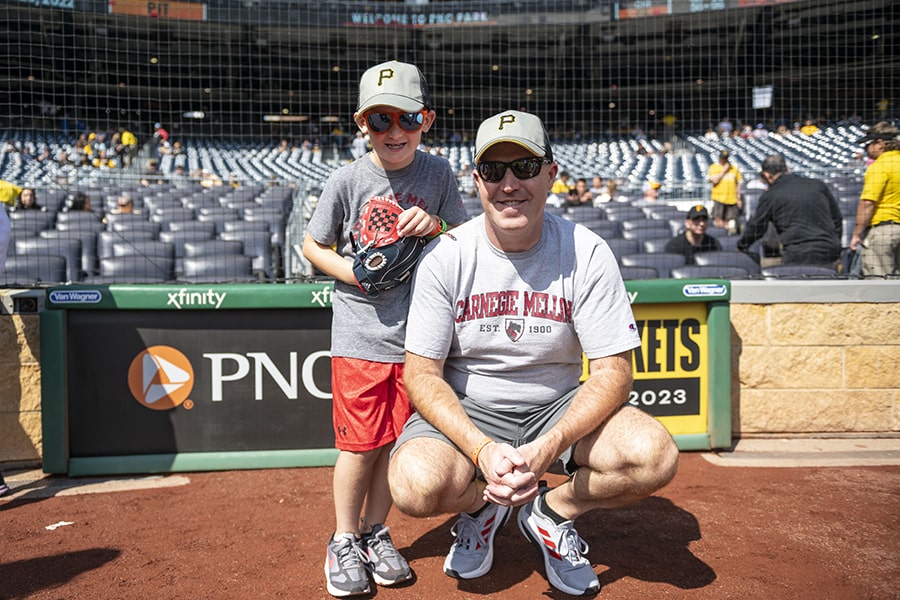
[1,281,898,467]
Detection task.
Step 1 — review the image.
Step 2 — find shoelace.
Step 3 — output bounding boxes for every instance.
[367,527,402,562]
[335,536,370,568]
[450,513,486,550]
[556,525,591,565]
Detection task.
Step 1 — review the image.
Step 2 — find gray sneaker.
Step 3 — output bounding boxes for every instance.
[443,502,511,579]
[362,524,412,586]
[517,494,600,596]
[324,533,371,597]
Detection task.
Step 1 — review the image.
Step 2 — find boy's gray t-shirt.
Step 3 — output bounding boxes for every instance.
[406,212,641,410]
[305,151,467,362]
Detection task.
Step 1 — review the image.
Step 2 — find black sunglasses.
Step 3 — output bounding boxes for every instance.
[365,111,426,134]
[475,157,551,183]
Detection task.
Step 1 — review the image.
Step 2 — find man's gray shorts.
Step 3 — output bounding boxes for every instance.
[393,388,581,475]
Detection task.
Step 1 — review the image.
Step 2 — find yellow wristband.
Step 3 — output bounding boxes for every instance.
[471,437,493,466]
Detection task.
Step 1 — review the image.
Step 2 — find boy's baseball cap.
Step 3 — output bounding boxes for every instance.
[357,61,431,114]
[474,110,553,164]
[687,205,709,220]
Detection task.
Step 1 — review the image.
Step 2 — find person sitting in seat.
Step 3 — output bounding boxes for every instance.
[665,205,722,264]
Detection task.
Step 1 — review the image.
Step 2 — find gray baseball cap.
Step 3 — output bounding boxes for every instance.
[357,61,431,114]
[474,110,553,164]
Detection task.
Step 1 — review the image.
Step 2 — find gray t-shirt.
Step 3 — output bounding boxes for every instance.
[305,151,467,362]
[406,212,640,410]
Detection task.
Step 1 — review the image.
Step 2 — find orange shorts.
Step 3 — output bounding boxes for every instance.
[331,357,413,452]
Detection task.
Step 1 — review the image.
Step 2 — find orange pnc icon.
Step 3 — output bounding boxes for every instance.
[128,345,195,410]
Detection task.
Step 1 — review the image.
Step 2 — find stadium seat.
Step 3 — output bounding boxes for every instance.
[167,220,217,236]
[670,265,751,279]
[180,255,256,283]
[219,230,274,279]
[112,240,175,259]
[584,221,621,238]
[604,238,641,261]
[151,207,196,228]
[761,264,841,279]
[15,237,83,282]
[8,210,55,233]
[620,253,686,278]
[641,237,673,253]
[693,251,762,275]
[196,207,240,234]
[619,265,660,280]
[107,220,162,237]
[183,239,244,257]
[97,230,156,259]
[620,222,673,242]
[39,230,99,276]
[98,255,176,282]
[0,255,67,285]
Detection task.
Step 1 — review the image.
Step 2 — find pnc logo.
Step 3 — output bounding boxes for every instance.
[128,345,195,410]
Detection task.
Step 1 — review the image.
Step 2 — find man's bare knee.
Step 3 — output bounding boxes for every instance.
[389,439,472,517]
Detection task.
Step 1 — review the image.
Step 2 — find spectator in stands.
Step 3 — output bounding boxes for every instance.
[590,176,611,206]
[642,180,661,201]
[119,127,139,166]
[850,122,900,277]
[752,123,769,139]
[13,188,43,211]
[170,164,192,189]
[110,192,137,215]
[550,170,572,197]
[64,191,92,212]
[737,154,842,267]
[717,117,734,137]
[0,179,22,208]
[800,119,819,136]
[351,131,369,160]
[665,205,722,264]
[708,150,743,233]
[141,159,166,186]
[573,177,593,205]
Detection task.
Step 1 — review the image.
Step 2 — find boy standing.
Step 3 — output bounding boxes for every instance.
[302,60,467,597]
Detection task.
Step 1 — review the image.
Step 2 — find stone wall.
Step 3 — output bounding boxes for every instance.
[1,312,42,464]
[1,281,898,466]
[731,302,899,434]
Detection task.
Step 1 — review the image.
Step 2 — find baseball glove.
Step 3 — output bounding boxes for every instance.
[351,197,427,297]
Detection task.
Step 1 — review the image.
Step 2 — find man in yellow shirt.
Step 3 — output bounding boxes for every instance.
[0,179,23,207]
[850,122,900,277]
[708,150,743,233]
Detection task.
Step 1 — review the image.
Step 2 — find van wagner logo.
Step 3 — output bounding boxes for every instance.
[127,345,195,410]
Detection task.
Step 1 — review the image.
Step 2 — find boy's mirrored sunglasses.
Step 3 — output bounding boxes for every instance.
[475,157,552,183]
[365,111,426,133]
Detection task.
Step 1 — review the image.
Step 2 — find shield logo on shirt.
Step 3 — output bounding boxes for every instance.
[505,319,524,342]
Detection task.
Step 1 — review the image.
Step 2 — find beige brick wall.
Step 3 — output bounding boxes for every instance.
[1,283,898,466]
[731,302,900,435]
[1,313,43,463]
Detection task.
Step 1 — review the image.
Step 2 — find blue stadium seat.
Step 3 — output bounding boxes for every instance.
[15,236,83,282]
[619,265,660,280]
[0,255,67,285]
[761,264,840,279]
[180,255,256,283]
[620,253,687,278]
[693,251,761,275]
[670,265,751,279]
